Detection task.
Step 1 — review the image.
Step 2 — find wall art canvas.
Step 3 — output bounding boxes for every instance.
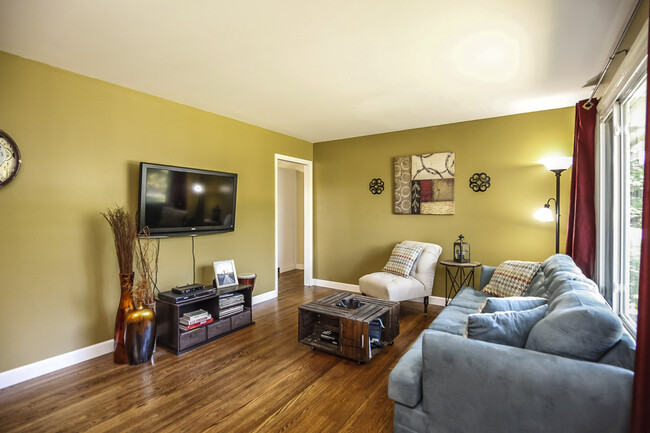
[394,152,455,215]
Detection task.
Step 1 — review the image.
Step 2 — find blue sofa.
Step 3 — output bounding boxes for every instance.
[389,254,636,433]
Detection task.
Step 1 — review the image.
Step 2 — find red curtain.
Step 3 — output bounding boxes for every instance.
[566,99,598,278]
[630,25,650,433]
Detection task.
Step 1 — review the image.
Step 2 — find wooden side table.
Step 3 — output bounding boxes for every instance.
[439,260,482,305]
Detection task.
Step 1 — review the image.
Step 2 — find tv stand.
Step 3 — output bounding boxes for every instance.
[155,284,254,354]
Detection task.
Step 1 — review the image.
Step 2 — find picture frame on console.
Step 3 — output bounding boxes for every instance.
[213,260,238,289]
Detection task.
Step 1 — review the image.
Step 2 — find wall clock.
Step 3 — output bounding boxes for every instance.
[0,130,21,188]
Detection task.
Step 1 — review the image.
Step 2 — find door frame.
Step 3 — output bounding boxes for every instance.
[275,154,313,294]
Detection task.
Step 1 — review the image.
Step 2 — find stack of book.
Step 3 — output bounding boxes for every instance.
[219,293,244,318]
[179,309,213,331]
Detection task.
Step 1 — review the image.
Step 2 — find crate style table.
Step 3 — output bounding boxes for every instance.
[298,293,399,363]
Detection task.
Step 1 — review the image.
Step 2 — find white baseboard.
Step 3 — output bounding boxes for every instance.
[312,279,447,306]
[296,263,304,270]
[0,339,113,390]
[312,279,361,292]
[252,290,278,305]
[428,296,446,306]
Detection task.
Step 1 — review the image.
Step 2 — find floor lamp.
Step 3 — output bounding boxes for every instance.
[534,156,573,253]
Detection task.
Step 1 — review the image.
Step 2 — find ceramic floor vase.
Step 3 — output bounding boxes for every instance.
[125,304,156,365]
[114,272,135,364]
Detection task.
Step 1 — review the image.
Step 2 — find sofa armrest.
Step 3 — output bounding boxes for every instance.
[479,265,495,289]
[421,331,633,433]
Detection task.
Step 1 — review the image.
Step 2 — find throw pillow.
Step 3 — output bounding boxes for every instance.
[480,297,547,313]
[465,305,548,348]
[382,243,424,278]
[526,290,623,361]
[482,260,541,297]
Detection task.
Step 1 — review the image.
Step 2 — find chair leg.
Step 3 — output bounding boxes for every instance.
[424,296,429,313]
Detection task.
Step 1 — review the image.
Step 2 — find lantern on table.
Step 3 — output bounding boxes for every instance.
[453,234,470,263]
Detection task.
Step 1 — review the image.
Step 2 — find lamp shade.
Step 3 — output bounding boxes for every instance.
[534,205,554,222]
[540,156,573,171]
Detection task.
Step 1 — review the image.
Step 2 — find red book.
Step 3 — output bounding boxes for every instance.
[179,317,214,331]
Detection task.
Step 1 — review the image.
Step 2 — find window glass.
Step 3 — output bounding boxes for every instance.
[622,78,646,324]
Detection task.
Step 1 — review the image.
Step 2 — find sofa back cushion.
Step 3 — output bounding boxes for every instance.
[526,289,623,361]
[542,254,582,278]
[598,331,636,371]
[523,271,547,297]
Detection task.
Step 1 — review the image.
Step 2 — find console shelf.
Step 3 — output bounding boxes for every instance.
[155,284,254,354]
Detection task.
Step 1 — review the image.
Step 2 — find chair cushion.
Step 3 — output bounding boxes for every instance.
[359,272,425,302]
[382,243,423,278]
[466,305,548,348]
[482,260,541,297]
[480,296,547,313]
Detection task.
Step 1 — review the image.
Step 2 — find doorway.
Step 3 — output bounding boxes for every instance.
[275,154,313,296]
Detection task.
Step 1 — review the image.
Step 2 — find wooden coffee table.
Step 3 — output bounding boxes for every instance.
[298,292,399,363]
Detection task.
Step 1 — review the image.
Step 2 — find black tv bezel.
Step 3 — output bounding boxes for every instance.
[137,162,238,237]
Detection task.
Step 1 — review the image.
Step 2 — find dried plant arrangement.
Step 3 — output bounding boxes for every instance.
[133,227,159,305]
[101,205,136,275]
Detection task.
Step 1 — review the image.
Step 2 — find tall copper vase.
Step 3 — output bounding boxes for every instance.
[114,272,135,364]
[125,303,156,365]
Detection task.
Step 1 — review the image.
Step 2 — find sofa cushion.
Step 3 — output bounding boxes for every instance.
[382,243,423,278]
[482,260,541,297]
[523,271,547,297]
[547,278,598,306]
[526,290,623,361]
[598,331,636,371]
[542,254,582,278]
[480,296,547,313]
[429,305,476,335]
[466,305,548,348]
[448,286,490,311]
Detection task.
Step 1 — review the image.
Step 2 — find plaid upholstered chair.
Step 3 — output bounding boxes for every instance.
[359,241,442,312]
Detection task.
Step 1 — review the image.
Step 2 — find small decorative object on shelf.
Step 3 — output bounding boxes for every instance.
[453,234,470,263]
[369,178,384,195]
[213,260,238,289]
[469,172,491,192]
[237,273,257,293]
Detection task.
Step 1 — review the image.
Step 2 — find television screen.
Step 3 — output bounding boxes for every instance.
[138,163,237,237]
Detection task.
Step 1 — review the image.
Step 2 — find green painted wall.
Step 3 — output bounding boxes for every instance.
[0,51,312,372]
[313,107,575,298]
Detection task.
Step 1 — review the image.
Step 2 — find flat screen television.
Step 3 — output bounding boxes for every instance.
[138,162,237,237]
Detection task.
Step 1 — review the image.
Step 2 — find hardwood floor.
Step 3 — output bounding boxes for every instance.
[0,271,441,433]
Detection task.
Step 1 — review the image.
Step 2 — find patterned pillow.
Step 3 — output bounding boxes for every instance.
[482,260,541,297]
[382,244,424,278]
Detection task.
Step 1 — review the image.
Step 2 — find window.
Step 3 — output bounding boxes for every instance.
[596,31,647,336]
[621,78,646,325]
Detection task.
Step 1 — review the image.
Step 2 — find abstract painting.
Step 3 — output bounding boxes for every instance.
[394,152,455,215]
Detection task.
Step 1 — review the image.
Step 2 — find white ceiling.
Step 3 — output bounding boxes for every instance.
[0,0,637,142]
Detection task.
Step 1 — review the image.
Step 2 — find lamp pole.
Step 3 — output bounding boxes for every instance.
[553,170,562,253]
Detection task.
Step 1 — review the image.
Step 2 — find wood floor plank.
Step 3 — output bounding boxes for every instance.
[0,270,441,432]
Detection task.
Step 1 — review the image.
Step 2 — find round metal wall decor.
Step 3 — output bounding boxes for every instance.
[469,172,490,192]
[369,178,384,195]
[0,130,22,189]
